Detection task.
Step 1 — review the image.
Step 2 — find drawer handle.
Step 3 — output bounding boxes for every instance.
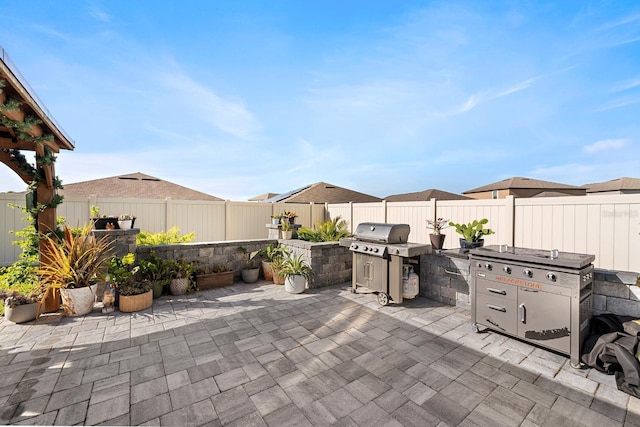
[487,304,506,312]
[444,269,463,276]
[487,288,506,295]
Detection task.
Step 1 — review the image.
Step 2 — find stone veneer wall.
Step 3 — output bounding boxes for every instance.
[281,240,352,289]
[136,239,279,280]
[92,228,139,259]
[420,251,640,319]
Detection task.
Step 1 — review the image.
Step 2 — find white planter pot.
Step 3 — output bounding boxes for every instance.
[4,302,38,323]
[281,230,293,239]
[59,284,97,316]
[118,219,133,230]
[284,275,306,294]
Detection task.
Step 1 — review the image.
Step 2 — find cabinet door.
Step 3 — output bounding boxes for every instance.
[517,289,570,354]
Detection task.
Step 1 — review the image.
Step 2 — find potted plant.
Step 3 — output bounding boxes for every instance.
[271,214,281,225]
[271,256,287,285]
[168,256,195,295]
[117,279,153,313]
[118,214,136,230]
[279,253,313,294]
[258,243,287,281]
[280,219,293,239]
[38,223,113,316]
[282,211,298,224]
[0,289,41,323]
[238,247,260,284]
[195,263,233,290]
[449,218,495,251]
[426,217,449,250]
[136,252,171,298]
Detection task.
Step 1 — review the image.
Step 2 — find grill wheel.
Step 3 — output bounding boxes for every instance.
[377,292,389,306]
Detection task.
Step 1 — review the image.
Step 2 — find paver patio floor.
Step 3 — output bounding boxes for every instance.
[0,281,638,426]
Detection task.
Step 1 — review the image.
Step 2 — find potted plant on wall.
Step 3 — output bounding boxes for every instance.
[271,214,281,225]
[118,214,136,230]
[282,211,298,224]
[449,218,495,251]
[280,219,293,239]
[426,217,449,250]
[38,223,113,316]
[279,253,313,294]
[238,247,260,284]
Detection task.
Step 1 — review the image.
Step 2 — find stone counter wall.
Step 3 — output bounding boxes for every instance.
[281,240,352,289]
[136,239,278,280]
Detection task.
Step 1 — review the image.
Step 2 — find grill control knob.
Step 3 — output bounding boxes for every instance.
[352,244,358,250]
[485,263,492,271]
[546,272,557,281]
[523,269,533,278]
[503,266,511,274]
[476,262,482,269]
[373,247,379,253]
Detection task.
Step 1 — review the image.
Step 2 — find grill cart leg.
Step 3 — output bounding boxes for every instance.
[377,293,389,306]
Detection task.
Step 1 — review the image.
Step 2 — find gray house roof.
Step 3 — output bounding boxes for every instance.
[262,182,380,204]
[584,177,640,193]
[464,177,585,194]
[384,188,469,202]
[59,172,223,201]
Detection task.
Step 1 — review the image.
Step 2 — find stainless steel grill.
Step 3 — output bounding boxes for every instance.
[340,223,431,306]
[470,245,594,367]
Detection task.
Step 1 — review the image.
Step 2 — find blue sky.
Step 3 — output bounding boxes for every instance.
[1,1,639,200]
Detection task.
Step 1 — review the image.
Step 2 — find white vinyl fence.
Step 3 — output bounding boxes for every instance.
[327,195,640,273]
[2,193,639,273]
[0,195,326,266]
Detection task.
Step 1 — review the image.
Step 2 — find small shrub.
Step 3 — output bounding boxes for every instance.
[297,216,352,242]
[136,227,196,246]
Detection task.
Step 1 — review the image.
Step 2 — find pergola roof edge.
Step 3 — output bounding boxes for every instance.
[0,45,75,151]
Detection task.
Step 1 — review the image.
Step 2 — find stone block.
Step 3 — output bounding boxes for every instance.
[593,294,606,312]
[607,297,640,318]
[594,281,629,299]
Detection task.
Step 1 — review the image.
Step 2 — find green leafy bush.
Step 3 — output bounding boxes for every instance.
[297,216,352,242]
[136,227,196,246]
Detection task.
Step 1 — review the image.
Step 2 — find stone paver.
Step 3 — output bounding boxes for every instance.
[0,281,638,425]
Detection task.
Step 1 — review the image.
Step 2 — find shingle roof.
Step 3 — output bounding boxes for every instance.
[59,172,223,201]
[584,177,640,193]
[384,188,470,202]
[262,182,380,203]
[464,177,584,194]
[248,192,280,201]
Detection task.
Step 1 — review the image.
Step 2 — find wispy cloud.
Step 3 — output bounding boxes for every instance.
[584,138,629,153]
[87,4,111,23]
[458,77,535,113]
[158,70,260,139]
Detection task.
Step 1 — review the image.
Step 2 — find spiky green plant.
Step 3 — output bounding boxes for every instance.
[136,227,195,246]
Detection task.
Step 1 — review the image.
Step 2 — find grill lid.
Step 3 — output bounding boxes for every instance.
[354,223,410,244]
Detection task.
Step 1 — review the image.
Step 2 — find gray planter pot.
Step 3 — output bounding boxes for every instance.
[242,268,260,283]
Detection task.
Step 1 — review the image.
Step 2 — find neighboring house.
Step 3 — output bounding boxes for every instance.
[463,177,586,199]
[584,177,640,195]
[261,182,381,204]
[60,172,223,201]
[384,188,470,202]
[248,192,279,201]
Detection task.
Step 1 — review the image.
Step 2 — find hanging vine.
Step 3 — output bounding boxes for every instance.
[0,78,64,226]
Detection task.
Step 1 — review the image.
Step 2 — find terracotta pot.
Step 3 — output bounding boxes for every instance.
[273,273,285,285]
[40,288,61,314]
[262,261,274,281]
[119,290,153,312]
